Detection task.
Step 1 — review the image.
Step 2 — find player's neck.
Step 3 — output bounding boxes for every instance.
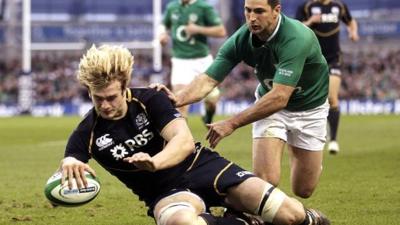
[259,15,281,42]
[180,0,195,5]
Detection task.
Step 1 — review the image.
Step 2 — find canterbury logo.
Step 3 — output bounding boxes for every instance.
[96,134,113,149]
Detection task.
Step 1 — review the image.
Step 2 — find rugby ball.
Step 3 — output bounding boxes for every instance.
[44,171,101,207]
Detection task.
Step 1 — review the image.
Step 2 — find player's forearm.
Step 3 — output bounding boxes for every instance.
[176,74,219,107]
[152,123,195,170]
[197,25,226,38]
[228,90,289,130]
[348,20,358,35]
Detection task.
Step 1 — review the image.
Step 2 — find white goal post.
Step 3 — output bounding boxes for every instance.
[20,0,163,113]
[23,0,163,72]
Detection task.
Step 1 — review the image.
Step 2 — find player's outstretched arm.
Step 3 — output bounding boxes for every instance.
[176,73,219,107]
[206,83,294,148]
[150,74,219,107]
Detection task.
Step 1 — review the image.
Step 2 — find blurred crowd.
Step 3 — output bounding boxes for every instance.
[1,47,400,105]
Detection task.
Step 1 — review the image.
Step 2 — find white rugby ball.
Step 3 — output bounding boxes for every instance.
[44,171,101,207]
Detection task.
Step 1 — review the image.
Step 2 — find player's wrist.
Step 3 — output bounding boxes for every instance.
[227,117,241,130]
[62,156,80,166]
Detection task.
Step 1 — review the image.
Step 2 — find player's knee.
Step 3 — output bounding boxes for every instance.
[276,206,305,225]
[292,187,313,199]
[273,198,306,225]
[157,202,197,225]
[292,180,317,199]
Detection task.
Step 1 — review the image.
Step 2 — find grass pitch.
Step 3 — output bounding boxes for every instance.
[0,115,399,225]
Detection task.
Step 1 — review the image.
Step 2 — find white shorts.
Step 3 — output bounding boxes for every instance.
[252,96,329,151]
[170,55,213,86]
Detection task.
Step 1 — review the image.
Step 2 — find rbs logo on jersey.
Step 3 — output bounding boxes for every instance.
[125,129,154,151]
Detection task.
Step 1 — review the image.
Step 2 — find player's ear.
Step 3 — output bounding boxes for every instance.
[273,4,281,17]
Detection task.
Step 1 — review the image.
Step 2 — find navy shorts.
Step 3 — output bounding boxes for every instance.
[148,145,255,216]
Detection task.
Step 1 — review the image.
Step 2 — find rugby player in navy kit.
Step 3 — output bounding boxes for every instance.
[60,45,330,225]
[296,0,359,154]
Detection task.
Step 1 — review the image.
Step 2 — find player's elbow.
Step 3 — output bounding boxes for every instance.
[219,28,227,37]
[273,93,290,110]
[215,26,227,38]
[181,135,196,154]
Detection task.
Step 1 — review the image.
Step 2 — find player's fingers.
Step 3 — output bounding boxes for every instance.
[157,84,166,92]
[207,130,218,148]
[124,153,143,163]
[73,167,83,189]
[149,83,162,91]
[210,136,222,149]
[61,168,68,185]
[79,167,88,188]
[84,165,96,177]
[205,128,212,141]
[67,168,74,190]
[206,127,218,143]
[169,95,178,105]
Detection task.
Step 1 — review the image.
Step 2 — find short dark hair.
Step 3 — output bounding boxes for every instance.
[268,0,280,8]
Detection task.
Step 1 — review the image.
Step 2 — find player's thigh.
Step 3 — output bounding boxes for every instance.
[153,191,206,224]
[252,137,285,184]
[288,146,323,189]
[252,112,287,183]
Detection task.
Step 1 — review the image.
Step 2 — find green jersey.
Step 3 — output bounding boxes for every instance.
[206,14,329,111]
[162,0,223,59]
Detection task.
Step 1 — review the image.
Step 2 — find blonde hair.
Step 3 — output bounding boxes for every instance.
[78,44,134,90]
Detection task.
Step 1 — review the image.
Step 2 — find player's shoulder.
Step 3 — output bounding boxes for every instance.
[281,14,312,35]
[129,87,168,104]
[278,15,316,46]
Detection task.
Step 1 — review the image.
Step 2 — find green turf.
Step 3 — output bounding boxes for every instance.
[0,115,399,225]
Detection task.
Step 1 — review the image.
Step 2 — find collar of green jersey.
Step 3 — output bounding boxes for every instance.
[180,0,196,5]
[249,14,282,49]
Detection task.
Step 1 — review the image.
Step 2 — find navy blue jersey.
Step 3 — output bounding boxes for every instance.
[296,0,353,63]
[65,88,255,215]
[65,88,193,205]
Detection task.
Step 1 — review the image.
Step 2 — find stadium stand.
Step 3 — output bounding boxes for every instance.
[0,0,399,116]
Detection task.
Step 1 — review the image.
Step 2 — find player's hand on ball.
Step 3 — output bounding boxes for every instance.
[60,157,96,189]
[123,152,156,172]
